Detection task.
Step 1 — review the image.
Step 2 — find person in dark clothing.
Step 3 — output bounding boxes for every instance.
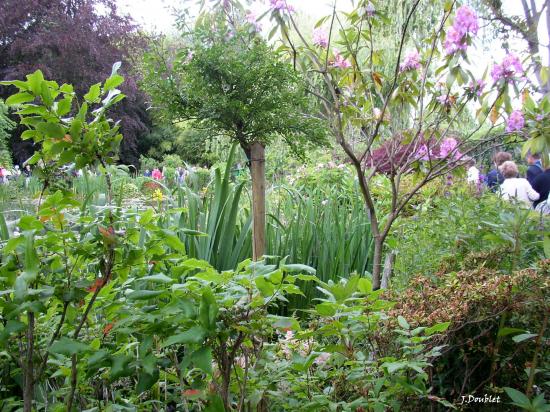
[526,152,543,185]
[487,151,512,190]
[532,168,550,208]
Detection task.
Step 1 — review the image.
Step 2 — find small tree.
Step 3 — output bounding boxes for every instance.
[142,11,326,260]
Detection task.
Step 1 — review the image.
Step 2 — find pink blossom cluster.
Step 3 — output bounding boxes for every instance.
[506,110,524,132]
[332,49,352,69]
[491,53,524,83]
[417,144,432,161]
[468,79,486,96]
[399,50,421,72]
[444,6,479,55]
[437,94,450,105]
[313,27,329,48]
[269,0,295,12]
[245,11,262,32]
[439,137,462,159]
[417,138,462,161]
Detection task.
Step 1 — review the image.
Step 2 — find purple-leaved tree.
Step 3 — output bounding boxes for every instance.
[0,0,150,167]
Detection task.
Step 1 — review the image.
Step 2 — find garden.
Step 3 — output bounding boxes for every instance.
[0,0,549,411]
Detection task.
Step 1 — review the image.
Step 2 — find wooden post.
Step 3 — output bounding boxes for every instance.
[250,142,266,261]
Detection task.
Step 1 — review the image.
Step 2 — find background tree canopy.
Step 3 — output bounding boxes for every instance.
[0,0,151,167]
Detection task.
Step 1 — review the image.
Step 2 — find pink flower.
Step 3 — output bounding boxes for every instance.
[269,0,295,12]
[454,6,479,36]
[491,53,524,83]
[445,6,478,55]
[444,26,467,55]
[439,137,461,159]
[506,110,524,132]
[400,50,421,72]
[332,49,352,69]
[417,144,432,161]
[246,11,262,32]
[536,114,544,121]
[437,94,450,105]
[468,79,486,96]
[313,27,329,48]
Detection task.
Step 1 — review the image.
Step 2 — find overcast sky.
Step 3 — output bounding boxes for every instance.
[117,0,548,82]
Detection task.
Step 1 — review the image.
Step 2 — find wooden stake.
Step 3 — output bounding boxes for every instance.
[250,142,266,261]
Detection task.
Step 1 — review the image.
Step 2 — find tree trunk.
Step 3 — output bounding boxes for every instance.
[250,142,266,261]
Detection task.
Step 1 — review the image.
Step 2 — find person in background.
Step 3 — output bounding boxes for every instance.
[466,158,480,185]
[23,164,32,187]
[177,167,187,186]
[151,168,163,181]
[13,165,21,177]
[526,151,543,185]
[487,151,512,190]
[531,165,550,211]
[144,169,151,178]
[498,160,539,206]
[0,165,6,184]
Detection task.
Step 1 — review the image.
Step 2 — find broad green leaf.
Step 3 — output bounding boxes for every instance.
[84,83,101,103]
[397,316,410,330]
[283,264,316,275]
[110,354,134,380]
[26,70,45,95]
[162,325,207,347]
[497,327,525,337]
[512,333,538,343]
[6,92,35,106]
[504,387,531,407]
[136,370,159,393]
[49,338,89,356]
[255,276,275,297]
[190,347,212,374]
[36,122,65,138]
[126,290,163,300]
[199,289,219,330]
[104,74,124,91]
[425,322,450,335]
[315,302,336,317]
[382,361,407,374]
[139,274,173,283]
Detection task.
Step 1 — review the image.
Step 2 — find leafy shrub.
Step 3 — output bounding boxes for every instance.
[385,260,550,407]
[390,186,547,287]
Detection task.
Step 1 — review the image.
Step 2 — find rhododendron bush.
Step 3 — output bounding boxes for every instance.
[260,0,548,289]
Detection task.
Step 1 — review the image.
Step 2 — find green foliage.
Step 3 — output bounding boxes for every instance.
[391,185,547,286]
[0,66,125,178]
[0,99,14,167]
[504,387,550,411]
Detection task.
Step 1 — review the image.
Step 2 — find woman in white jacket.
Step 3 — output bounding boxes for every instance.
[498,161,540,206]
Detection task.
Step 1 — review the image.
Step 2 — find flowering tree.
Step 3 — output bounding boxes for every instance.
[474,0,549,96]
[141,10,326,260]
[256,0,544,289]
